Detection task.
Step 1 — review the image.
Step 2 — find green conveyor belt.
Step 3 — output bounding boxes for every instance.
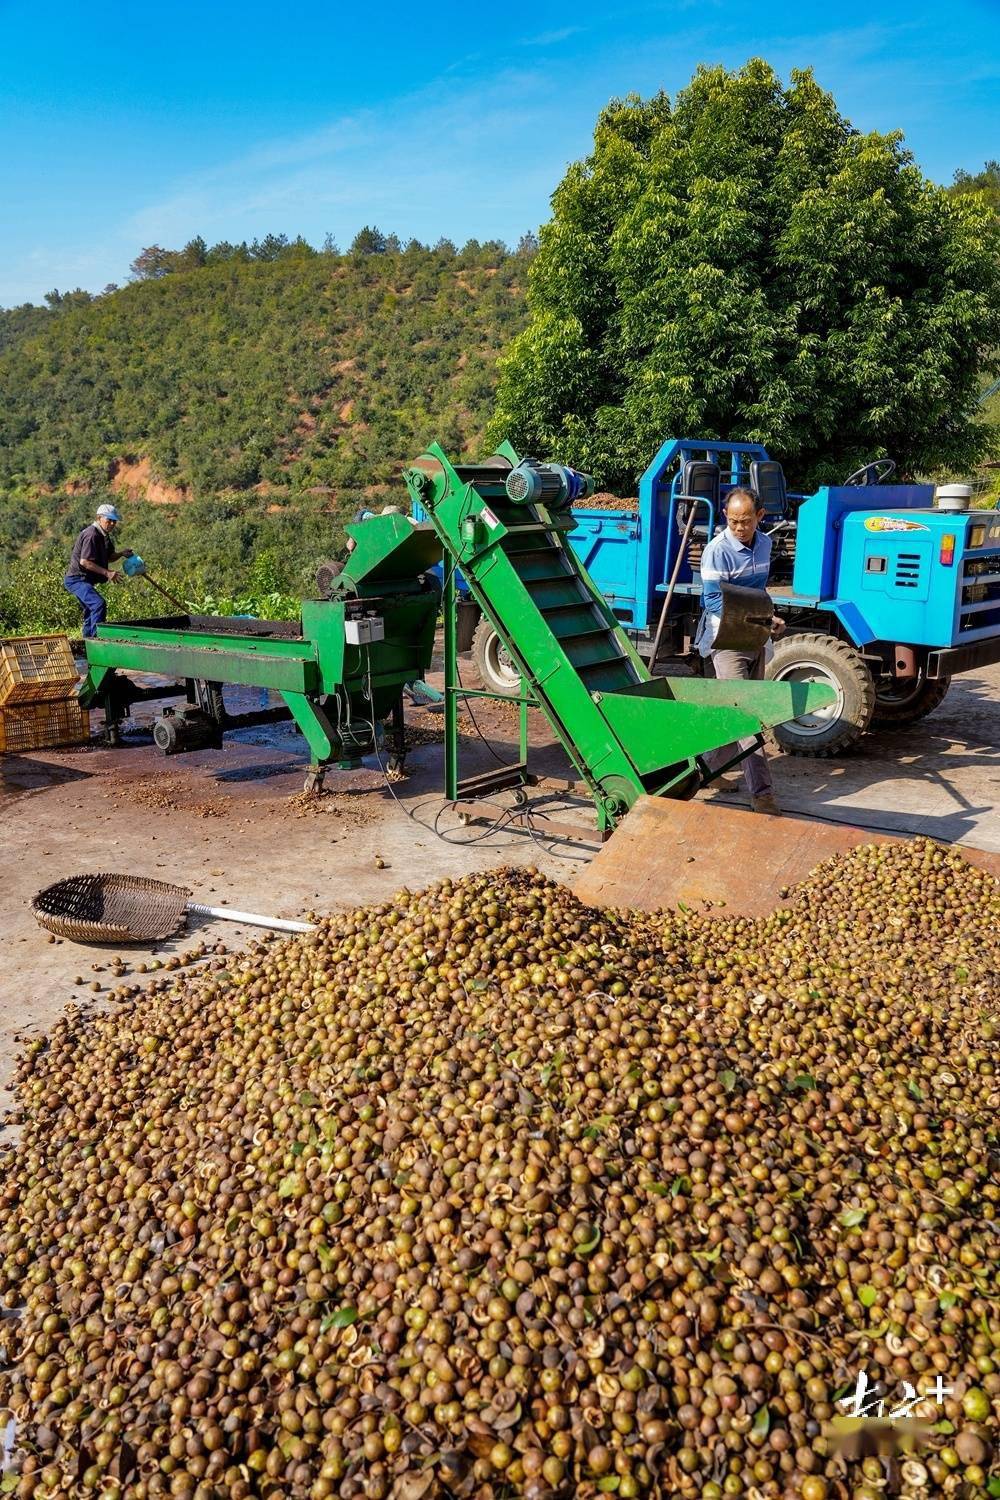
[406,443,835,830]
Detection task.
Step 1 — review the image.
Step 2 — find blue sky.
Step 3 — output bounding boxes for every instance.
[2,0,998,306]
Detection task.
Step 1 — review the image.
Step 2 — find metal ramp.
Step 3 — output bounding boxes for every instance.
[572,795,1000,915]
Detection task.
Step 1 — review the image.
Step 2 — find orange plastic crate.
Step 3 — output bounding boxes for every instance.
[0,696,90,753]
[0,635,79,706]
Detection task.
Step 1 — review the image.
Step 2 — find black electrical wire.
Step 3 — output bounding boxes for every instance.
[431,799,537,847]
[517,803,595,862]
[361,642,535,847]
[351,518,581,854]
[430,549,555,844]
[444,564,517,769]
[453,655,514,768]
[428,507,529,771]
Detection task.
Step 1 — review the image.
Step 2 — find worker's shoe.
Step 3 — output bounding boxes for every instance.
[751,793,782,816]
[711,775,743,795]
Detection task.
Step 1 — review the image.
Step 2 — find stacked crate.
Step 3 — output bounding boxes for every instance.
[0,636,90,752]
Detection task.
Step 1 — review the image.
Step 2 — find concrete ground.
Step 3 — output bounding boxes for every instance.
[768,664,1000,851]
[1,657,997,1124]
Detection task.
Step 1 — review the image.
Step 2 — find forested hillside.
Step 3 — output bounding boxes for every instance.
[1,152,997,636]
[0,237,531,630]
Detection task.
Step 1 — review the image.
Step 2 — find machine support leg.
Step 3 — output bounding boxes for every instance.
[303,766,327,797]
[85,666,125,746]
[391,694,405,758]
[444,566,459,802]
[280,692,337,765]
[385,692,407,779]
[519,680,529,766]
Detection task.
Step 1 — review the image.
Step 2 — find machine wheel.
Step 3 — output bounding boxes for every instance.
[871,673,951,728]
[471,618,520,698]
[766,633,875,757]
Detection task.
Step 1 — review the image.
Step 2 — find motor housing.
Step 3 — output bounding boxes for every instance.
[505,459,594,508]
[152,707,224,755]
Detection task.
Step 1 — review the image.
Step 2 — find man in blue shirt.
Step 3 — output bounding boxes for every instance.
[695,489,785,814]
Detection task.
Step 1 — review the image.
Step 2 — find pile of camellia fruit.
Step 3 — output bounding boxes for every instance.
[0,839,997,1499]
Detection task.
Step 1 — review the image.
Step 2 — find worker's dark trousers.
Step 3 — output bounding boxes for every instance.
[705,647,775,798]
[63,577,107,638]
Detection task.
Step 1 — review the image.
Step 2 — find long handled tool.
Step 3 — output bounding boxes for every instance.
[122,555,188,612]
[32,873,315,944]
[647,495,704,672]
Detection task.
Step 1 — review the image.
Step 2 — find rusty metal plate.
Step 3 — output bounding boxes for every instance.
[572,794,999,918]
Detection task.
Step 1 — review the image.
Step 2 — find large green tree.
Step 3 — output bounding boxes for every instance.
[489,61,1000,490]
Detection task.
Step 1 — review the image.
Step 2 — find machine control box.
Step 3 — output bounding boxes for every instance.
[344,614,385,645]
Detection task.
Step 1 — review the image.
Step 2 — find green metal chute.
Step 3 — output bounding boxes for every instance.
[406,441,835,829]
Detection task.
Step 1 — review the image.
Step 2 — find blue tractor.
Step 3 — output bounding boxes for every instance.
[468,438,1000,756]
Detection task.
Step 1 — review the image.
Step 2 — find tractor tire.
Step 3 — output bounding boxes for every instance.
[765,633,875,757]
[871,673,951,728]
[471,618,520,698]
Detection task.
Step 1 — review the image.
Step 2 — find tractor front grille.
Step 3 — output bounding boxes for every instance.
[964,549,1000,579]
[959,550,1000,634]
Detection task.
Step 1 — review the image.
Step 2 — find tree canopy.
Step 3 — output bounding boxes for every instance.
[0,234,533,498]
[489,61,1000,489]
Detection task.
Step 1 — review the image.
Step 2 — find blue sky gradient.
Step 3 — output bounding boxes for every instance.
[2,0,998,305]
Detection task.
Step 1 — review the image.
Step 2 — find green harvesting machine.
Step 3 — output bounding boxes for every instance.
[79,512,442,794]
[79,442,833,831]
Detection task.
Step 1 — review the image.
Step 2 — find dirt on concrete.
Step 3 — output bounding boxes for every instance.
[106,770,230,818]
[2,659,998,1126]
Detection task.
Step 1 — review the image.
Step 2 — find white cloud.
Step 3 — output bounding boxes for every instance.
[121,65,571,255]
[524,26,584,45]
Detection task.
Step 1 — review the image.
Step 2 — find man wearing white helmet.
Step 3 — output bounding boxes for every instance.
[64,503,134,638]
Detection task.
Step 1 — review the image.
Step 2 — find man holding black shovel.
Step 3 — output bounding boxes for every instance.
[694,489,786,814]
[64,503,133,638]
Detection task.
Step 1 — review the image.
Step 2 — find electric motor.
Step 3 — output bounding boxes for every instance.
[152,708,223,755]
[152,715,179,754]
[505,458,595,508]
[316,559,345,598]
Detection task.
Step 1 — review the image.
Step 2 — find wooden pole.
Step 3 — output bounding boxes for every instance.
[648,497,703,673]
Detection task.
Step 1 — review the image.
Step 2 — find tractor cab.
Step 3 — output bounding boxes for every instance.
[650,439,801,592]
